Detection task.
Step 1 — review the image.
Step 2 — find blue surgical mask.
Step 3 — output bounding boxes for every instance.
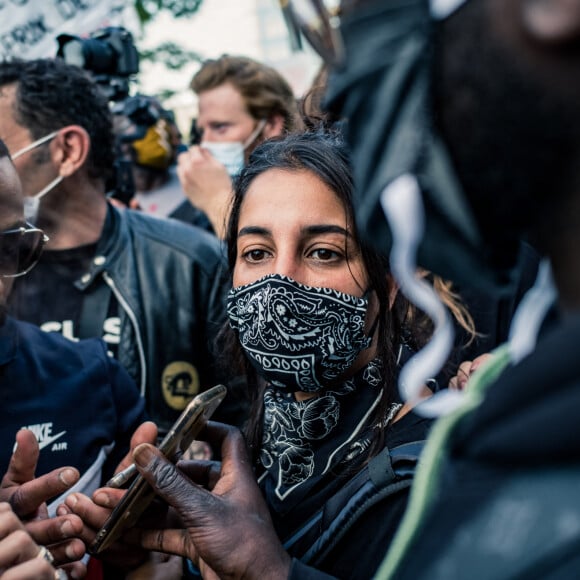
[201,120,267,177]
[200,141,245,177]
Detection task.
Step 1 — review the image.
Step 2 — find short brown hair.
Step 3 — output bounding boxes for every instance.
[191,55,299,133]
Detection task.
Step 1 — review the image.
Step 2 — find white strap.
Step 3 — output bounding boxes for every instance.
[508,259,556,364]
[380,174,464,417]
[430,0,469,20]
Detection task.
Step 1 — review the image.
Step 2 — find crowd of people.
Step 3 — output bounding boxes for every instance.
[0,0,578,577]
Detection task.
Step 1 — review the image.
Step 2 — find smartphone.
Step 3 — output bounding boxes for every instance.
[89,383,227,555]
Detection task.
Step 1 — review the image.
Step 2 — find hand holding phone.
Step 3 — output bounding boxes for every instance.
[89,384,227,555]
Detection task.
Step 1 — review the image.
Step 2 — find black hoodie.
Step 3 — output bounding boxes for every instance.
[394,314,580,579]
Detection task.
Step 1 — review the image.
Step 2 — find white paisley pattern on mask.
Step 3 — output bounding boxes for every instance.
[226,274,372,393]
[258,359,399,508]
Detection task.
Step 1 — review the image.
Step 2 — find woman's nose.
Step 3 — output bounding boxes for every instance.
[273,257,316,287]
[273,255,303,282]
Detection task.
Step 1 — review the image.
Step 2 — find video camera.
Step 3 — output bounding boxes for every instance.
[56,27,163,205]
[56,27,139,102]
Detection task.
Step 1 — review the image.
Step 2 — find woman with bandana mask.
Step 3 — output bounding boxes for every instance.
[66,130,476,579]
[221,132,434,578]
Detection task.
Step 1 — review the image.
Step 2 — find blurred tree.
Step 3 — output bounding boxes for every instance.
[135,0,204,23]
[133,0,205,100]
[140,42,203,70]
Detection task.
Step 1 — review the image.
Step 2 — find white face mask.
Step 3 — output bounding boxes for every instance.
[22,175,64,223]
[12,131,63,223]
[201,119,267,177]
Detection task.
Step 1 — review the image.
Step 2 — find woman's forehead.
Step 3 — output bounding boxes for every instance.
[239,168,350,228]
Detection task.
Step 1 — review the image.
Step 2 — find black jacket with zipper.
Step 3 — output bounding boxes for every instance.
[13,204,244,433]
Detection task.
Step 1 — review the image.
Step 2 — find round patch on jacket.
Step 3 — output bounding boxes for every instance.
[162,361,200,410]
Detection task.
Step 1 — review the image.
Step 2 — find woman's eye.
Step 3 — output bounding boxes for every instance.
[311,248,341,261]
[243,249,267,262]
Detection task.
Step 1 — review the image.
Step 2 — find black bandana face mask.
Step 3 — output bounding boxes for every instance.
[226,274,373,393]
[324,0,519,295]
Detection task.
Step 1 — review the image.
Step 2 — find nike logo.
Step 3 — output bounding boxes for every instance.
[37,431,66,451]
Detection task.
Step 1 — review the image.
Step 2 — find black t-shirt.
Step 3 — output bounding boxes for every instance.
[9,243,120,357]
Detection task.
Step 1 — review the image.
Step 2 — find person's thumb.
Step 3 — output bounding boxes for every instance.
[133,444,219,528]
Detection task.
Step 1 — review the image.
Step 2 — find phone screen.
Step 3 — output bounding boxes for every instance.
[89,383,227,554]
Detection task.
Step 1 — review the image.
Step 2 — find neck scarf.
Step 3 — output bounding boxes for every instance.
[258,358,401,518]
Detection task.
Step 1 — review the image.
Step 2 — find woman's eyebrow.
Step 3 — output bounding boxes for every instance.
[238,225,272,238]
[237,224,353,239]
[302,224,353,238]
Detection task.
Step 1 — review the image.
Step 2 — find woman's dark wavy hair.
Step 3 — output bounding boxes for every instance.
[0,58,115,183]
[221,129,419,465]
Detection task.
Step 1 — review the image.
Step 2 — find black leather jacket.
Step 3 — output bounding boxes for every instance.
[76,205,238,432]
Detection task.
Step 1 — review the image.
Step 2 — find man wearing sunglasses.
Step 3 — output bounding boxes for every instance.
[0,138,149,577]
[69,0,580,578]
[0,58,245,436]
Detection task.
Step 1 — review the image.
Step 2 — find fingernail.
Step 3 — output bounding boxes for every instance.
[134,444,154,467]
[59,468,77,486]
[67,494,78,508]
[65,542,78,560]
[61,519,74,536]
[94,492,109,507]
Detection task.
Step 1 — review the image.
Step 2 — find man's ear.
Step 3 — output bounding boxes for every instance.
[262,114,285,139]
[522,0,580,45]
[51,125,90,177]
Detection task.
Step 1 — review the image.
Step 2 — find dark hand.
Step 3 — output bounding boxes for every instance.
[131,422,291,579]
[112,421,158,477]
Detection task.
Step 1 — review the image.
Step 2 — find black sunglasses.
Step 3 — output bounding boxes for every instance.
[281,0,345,68]
[0,223,48,278]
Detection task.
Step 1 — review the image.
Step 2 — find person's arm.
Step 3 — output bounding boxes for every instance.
[64,422,340,578]
[67,423,291,578]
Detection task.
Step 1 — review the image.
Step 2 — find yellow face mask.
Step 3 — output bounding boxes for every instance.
[132,119,173,170]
